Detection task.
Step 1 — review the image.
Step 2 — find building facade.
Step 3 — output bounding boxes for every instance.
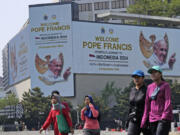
[2,44,9,90]
[58,0,134,21]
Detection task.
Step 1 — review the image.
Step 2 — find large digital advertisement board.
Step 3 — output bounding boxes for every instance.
[9,27,30,85]
[29,4,74,96]
[73,22,179,76]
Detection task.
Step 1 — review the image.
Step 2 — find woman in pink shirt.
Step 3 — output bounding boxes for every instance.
[81,95,100,135]
[141,66,172,135]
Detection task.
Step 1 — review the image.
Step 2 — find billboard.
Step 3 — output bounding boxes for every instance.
[29,4,74,96]
[8,27,30,85]
[73,22,179,76]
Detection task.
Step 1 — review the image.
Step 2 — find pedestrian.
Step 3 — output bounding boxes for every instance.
[141,66,172,135]
[51,90,72,120]
[39,91,74,135]
[81,95,100,135]
[127,70,151,135]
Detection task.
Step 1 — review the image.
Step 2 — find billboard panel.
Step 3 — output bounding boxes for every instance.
[29,4,74,96]
[73,22,179,76]
[8,27,30,85]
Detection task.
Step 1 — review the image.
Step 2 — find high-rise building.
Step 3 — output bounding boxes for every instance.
[2,44,9,89]
[57,0,134,22]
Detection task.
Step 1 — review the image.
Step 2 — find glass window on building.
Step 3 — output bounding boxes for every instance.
[78,4,82,12]
[129,0,135,5]
[103,1,109,9]
[61,0,72,2]
[94,2,99,10]
[99,2,103,10]
[111,0,127,9]
[111,1,116,9]
[120,0,127,8]
[79,3,92,12]
[81,4,86,11]
[87,3,92,11]
[94,2,109,10]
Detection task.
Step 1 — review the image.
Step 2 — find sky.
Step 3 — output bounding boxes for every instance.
[0,0,55,77]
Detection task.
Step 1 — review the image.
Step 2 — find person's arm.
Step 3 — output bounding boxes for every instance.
[141,87,150,128]
[62,102,72,121]
[81,107,86,121]
[161,83,172,120]
[40,110,52,133]
[89,104,99,118]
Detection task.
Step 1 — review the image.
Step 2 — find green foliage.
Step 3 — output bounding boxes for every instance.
[127,0,180,25]
[0,116,16,125]
[128,0,180,16]
[78,79,180,128]
[167,0,180,17]
[0,98,7,110]
[168,80,180,109]
[0,93,19,109]
[77,82,133,128]
[0,93,19,125]
[21,87,51,130]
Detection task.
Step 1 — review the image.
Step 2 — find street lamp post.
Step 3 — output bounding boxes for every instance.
[76,106,79,124]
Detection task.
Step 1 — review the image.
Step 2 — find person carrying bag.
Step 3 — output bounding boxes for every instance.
[56,107,70,133]
[40,92,74,135]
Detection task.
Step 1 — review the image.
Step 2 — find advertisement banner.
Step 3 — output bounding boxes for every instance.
[29,4,74,96]
[8,27,30,85]
[73,22,179,76]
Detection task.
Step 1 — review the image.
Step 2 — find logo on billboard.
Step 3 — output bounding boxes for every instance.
[101,27,105,34]
[109,28,113,34]
[140,31,176,70]
[43,14,48,20]
[51,15,56,20]
[35,53,71,85]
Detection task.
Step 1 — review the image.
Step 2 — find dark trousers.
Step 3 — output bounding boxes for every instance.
[128,121,151,135]
[83,129,100,135]
[150,121,171,135]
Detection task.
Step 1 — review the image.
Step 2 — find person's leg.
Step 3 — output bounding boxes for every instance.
[60,133,68,135]
[150,122,158,135]
[83,129,100,135]
[92,129,100,135]
[128,121,140,135]
[141,127,152,135]
[156,121,171,135]
[83,129,91,135]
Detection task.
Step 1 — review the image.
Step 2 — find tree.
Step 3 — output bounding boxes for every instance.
[21,87,51,130]
[128,0,168,16]
[0,93,19,109]
[77,79,180,129]
[168,80,180,109]
[0,93,19,125]
[0,98,7,110]
[127,0,180,25]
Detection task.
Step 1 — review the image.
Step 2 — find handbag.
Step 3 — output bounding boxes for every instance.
[56,108,70,133]
[151,87,160,100]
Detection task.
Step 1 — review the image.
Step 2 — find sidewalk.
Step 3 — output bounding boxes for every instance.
[0,130,179,135]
